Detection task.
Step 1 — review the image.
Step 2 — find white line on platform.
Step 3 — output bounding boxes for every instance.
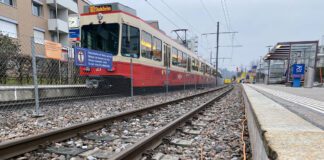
[248,85,324,114]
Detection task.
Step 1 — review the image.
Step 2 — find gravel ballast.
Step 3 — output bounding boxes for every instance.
[14,88,226,159]
[146,86,251,160]
[0,88,212,143]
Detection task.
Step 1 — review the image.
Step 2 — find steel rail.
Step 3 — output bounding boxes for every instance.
[110,85,233,160]
[0,85,228,159]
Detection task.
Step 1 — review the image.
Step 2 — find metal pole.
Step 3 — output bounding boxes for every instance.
[267,60,271,84]
[216,22,219,87]
[166,66,169,94]
[31,37,42,117]
[130,58,133,97]
[184,73,186,91]
[286,43,292,83]
[54,0,61,84]
[258,56,262,83]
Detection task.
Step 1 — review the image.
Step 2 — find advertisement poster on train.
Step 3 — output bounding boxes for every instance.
[74,47,113,70]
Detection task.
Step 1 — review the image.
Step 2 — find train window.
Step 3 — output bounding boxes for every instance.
[192,59,199,71]
[171,47,179,66]
[180,52,187,68]
[177,51,183,66]
[200,63,205,73]
[81,23,119,55]
[152,37,162,62]
[121,24,140,58]
[207,66,211,75]
[187,57,191,72]
[141,31,153,59]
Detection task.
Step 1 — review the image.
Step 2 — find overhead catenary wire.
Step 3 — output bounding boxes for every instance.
[220,0,230,32]
[223,0,232,31]
[144,0,181,29]
[158,0,213,54]
[145,0,212,59]
[199,0,218,26]
[160,0,202,36]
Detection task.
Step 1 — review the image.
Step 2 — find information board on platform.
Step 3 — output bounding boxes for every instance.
[74,47,113,70]
[292,64,305,75]
[45,40,62,60]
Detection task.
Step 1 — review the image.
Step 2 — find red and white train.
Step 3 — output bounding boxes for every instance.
[78,3,222,90]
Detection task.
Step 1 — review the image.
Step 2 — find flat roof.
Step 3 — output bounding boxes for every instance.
[264,41,319,60]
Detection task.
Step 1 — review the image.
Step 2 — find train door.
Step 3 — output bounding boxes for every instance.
[164,43,171,87]
[163,43,171,68]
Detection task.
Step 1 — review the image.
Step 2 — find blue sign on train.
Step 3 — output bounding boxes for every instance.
[74,47,113,70]
[292,64,305,75]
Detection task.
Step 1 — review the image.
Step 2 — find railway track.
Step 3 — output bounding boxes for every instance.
[110,86,234,160]
[0,93,120,108]
[0,85,230,159]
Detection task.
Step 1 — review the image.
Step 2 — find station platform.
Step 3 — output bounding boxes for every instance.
[242,84,324,160]
[253,84,324,102]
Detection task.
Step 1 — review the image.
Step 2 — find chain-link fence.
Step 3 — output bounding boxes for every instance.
[0,33,218,143]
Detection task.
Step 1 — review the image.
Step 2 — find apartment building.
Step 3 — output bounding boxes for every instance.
[0,0,91,55]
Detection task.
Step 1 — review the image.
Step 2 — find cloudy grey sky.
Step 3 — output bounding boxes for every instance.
[89,0,324,71]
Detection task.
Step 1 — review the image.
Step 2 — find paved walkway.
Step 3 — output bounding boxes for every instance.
[255,84,324,102]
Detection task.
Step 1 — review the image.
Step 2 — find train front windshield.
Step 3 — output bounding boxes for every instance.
[81,23,119,55]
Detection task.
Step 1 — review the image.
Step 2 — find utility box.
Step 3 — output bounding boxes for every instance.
[304,67,315,88]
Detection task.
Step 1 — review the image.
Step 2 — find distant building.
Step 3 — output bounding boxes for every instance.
[0,0,91,55]
[187,36,198,54]
[317,45,324,67]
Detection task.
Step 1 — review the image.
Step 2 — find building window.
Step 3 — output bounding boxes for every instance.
[50,32,58,42]
[0,19,17,38]
[49,9,56,19]
[32,2,42,17]
[0,0,14,6]
[141,31,152,59]
[121,24,140,58]
[33,29,44,44]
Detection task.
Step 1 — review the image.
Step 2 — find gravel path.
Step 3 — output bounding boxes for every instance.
[13,88,226,160]
[0,88,211,143]
[146,86,251,160]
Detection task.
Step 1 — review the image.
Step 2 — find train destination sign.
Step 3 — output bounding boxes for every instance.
[89,5,112,13]
[74,47,113,70]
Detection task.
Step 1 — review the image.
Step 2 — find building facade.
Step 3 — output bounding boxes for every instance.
[0,0,90,55]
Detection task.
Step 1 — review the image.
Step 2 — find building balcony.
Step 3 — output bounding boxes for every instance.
[46,0,78,14]
[48,19,69,34]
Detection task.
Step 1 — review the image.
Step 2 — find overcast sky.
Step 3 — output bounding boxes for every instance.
[89,0,324,71]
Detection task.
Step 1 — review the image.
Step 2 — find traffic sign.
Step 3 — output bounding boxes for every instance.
[69,29,80,39]
[74,47,113,70]
[292,64,305,75]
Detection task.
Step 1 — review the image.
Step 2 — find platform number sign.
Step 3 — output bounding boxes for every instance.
[74,47,113,70]
[292,64,305,75]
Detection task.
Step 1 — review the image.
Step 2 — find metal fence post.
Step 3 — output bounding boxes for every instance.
[195,75,197,90]
[184,73,186,91]
[31,37,43,117]
[130,58,133,97]
[166,66,169,94]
